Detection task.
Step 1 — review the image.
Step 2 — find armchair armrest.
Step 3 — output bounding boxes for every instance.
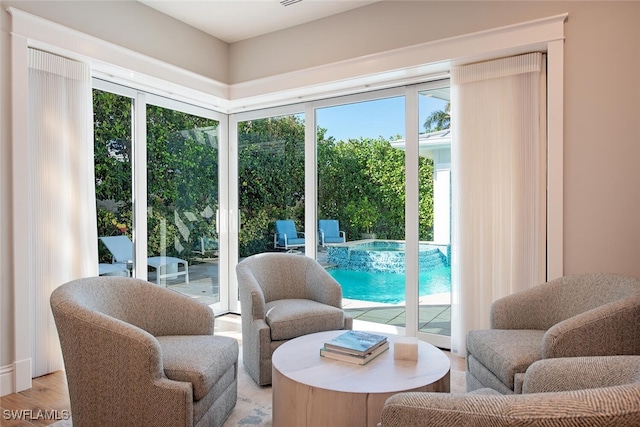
[381,385,640,427]
[522,356,640,393]
[237,265,267,320]
[542,298,640,358]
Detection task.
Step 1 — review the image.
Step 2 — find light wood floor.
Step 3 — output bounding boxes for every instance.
[1,314,466,426]
[1,371,71,426]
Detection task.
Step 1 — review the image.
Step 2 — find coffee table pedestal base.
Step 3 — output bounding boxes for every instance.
[273,366,450,427]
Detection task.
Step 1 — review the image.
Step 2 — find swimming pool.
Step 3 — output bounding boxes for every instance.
[328,265,451,304]
[326,240,449,274]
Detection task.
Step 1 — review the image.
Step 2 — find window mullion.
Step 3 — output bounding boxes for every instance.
[132,91,148,281]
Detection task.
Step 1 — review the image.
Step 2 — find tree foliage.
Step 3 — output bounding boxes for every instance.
[94,91,436,260]
[94,90,218,261]
[317,133,434,243]
[424,102,451,132]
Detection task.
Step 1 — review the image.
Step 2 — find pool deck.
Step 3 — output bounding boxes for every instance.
[318,247,451,336]
[342,293,451,337]
[161,250,451,337]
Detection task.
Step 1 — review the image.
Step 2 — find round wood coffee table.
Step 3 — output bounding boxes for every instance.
[272,330,450,427]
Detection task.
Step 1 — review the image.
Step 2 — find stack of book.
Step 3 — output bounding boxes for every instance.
[320,330,389,365]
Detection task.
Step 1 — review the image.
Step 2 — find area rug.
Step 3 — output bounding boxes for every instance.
[52,351,464,427]
[222,350,272,426]
[49,349,272,427]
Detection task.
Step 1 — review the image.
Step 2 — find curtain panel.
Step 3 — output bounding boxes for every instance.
[450,52,547,355]
[27,49,97,376]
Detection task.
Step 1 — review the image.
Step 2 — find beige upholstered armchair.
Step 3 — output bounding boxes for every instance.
[381,355,640,426]
[237,252,353,385]
[50,276,239,427]
[466,273,640,394]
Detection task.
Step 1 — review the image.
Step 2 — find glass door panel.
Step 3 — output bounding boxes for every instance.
[417,87,451,347]
[316,96,407,331]
[94,88,135,278]
[237,114,306,260]
[146,103,220,305]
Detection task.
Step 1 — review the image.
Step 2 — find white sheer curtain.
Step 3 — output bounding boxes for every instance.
[450,52,547,355]
[28,49,97,376]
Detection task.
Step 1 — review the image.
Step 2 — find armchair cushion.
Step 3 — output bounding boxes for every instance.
[466,329,545,389]
[158,335,239,401]
[265,299,346,341]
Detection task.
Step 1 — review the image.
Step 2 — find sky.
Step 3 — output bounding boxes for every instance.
[316,94,448,142]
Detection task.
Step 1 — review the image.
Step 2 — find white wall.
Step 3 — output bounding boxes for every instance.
[229,1,564,83]
[0,0,13,380]
[1,0,229,82]
[1,0,639,385]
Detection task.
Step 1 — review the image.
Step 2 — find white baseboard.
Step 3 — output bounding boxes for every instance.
[1,359,33,395]
[0,364,14,396]
[14,358,32,393]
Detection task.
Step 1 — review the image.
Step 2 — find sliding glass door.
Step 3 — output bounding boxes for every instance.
[145,99,221,305]
[92,79,452,341]
[228,85,452,347]
[235,111,306,260]
[416,85,451,348]
[315,92,409,332]
[94,80,228,313]
[94,83,136,280]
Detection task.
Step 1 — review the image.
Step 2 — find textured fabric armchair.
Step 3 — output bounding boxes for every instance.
[50,276,239,427]
[466,273,640,394]
[237,252,353,385]
[381,355,640,427]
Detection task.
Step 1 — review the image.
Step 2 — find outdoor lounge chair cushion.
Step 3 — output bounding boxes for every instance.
[466,273,640,395]
[275,220,305,248]
[319,219,346,244]
[99,235,189,285]
[265,298,346,341]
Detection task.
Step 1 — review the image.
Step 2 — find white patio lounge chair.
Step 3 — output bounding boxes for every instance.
[99,235,189,286]
[98,263,130,277]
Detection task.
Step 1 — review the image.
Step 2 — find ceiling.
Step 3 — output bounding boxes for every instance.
[138,0,380,43]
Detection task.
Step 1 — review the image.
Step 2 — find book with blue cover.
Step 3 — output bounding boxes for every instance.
[320,341,389,365]
[324,330,387,356]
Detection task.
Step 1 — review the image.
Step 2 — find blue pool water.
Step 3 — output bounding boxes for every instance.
[328,266,451,304]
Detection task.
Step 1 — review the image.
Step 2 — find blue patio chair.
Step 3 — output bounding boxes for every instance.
[318,219,346,246]
[273,220,305,250]
[99,235,189,286]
